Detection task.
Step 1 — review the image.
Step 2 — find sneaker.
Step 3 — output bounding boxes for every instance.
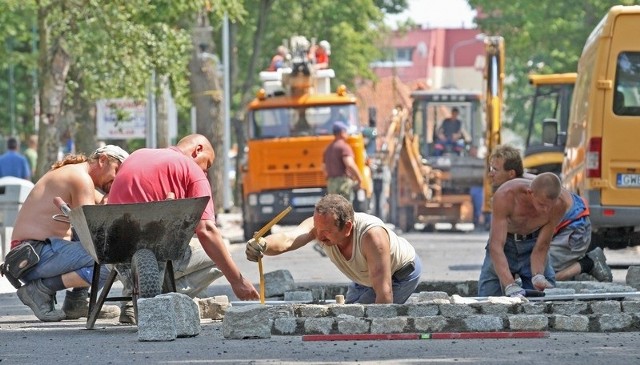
[17,280,66,322]
[119,301,136,324]
[62,289,120,320]
[587,247,613,282]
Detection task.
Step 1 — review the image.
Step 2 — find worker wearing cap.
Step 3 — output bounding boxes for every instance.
[323,121,362,203]
[3,145,129,322]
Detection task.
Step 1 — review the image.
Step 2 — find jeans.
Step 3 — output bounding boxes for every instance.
[345,254,422,304]
[477,237,555,296]
[434,138,465,156]
[470,186,484,226]
[21,238,109,287]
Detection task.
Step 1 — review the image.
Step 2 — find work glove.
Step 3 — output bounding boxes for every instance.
[532,274,554,291]
[245,237,267,262]
[504,282,527,298]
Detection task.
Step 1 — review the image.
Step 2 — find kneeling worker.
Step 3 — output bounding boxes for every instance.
[245,194,422,304]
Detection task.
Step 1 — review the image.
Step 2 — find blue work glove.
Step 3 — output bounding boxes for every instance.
[504,282,527,298]
[245,237,267,262]
[532,274,554,291]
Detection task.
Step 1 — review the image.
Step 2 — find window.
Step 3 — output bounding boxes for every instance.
[613,52,640,116]
[249,105,359,138]
[370,47,414,68]
[395,47,414,62]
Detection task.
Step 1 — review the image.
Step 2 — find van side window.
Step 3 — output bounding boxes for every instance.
[613,52,640,116]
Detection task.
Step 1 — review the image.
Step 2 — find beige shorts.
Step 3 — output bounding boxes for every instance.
[549,218,591,272]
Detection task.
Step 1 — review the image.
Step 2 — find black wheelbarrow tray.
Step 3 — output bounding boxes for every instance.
[69,197,209,329]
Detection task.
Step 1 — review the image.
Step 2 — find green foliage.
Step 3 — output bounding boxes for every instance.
[467,0,640,135]
[373,0,409,14]
[0,0,245,139]
[235,0,386,92]
[0,0,402,145]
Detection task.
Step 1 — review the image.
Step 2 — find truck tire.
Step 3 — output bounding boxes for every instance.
[131,249,162,299]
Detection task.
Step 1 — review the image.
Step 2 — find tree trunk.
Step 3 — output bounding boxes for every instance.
[189,12,224,212]
[156,74,171,148]
[36,8,70,178]
[71,74,99,155]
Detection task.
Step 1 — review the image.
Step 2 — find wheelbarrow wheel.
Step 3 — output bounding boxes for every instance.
[131,249,162,299]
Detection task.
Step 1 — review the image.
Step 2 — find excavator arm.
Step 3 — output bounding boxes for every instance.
[482,36,505,213]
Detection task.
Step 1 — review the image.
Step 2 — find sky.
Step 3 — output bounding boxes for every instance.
[385,0,477,29]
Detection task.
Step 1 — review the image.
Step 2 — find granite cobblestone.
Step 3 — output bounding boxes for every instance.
[220,281,640,338]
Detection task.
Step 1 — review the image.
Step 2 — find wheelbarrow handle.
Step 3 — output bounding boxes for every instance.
[53,196,71,216]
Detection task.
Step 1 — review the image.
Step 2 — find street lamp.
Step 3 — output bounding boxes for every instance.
[449,33,485,88]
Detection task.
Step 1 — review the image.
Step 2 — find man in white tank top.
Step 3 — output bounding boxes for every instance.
[245,194,422,304]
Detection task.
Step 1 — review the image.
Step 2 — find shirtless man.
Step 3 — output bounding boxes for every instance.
[480,145,611,289]
[2,145,128,321]
[480,172,566,297]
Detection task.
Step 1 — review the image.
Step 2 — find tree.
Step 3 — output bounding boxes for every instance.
[467,0,638,135]
[0,1,235,178]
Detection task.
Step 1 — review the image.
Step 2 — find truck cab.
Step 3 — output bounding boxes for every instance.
[242,40,372,239]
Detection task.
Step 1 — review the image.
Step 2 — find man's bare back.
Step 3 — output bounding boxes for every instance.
[495,178,571,235]
[12,163,96,242]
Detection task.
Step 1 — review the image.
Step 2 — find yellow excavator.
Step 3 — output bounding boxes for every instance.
[481,36,505,215]
[523,73,576,175]
[369,36,505,232]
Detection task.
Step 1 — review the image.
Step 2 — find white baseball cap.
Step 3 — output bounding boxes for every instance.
[91,145,129,163]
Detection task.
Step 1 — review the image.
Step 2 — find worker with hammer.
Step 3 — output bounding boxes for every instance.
[109,134,259,323]
[245,194,422,304]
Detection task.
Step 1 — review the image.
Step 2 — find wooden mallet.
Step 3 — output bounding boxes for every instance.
[253,206,292,304]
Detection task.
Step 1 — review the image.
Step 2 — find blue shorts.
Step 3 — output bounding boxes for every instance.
[345,254,422,304]
[21,238,108,287]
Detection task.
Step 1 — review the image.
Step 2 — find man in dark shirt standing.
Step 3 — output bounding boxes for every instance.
[323,121,362,202]
[434,107,465,156]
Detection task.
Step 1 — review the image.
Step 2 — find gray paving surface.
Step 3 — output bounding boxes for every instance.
[3,213,640,364]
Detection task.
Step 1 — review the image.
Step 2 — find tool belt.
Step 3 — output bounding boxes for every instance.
[0,240,44,289]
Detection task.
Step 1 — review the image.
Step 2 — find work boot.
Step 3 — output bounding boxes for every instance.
[119,301,136,324]
[587,247,613,282]
[16,279,66,322]
[62,288,120,320]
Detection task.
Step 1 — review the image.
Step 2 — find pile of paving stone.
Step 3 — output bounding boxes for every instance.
[218,270,640,339]
[138,269,640,340]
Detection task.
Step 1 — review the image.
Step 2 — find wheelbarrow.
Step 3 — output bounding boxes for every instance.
[68,197,209,329]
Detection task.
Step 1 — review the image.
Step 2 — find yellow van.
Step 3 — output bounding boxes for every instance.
[561,5,640,249]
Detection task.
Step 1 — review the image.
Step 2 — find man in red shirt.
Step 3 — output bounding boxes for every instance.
[323,122,362,202]
[109,134,258,323]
